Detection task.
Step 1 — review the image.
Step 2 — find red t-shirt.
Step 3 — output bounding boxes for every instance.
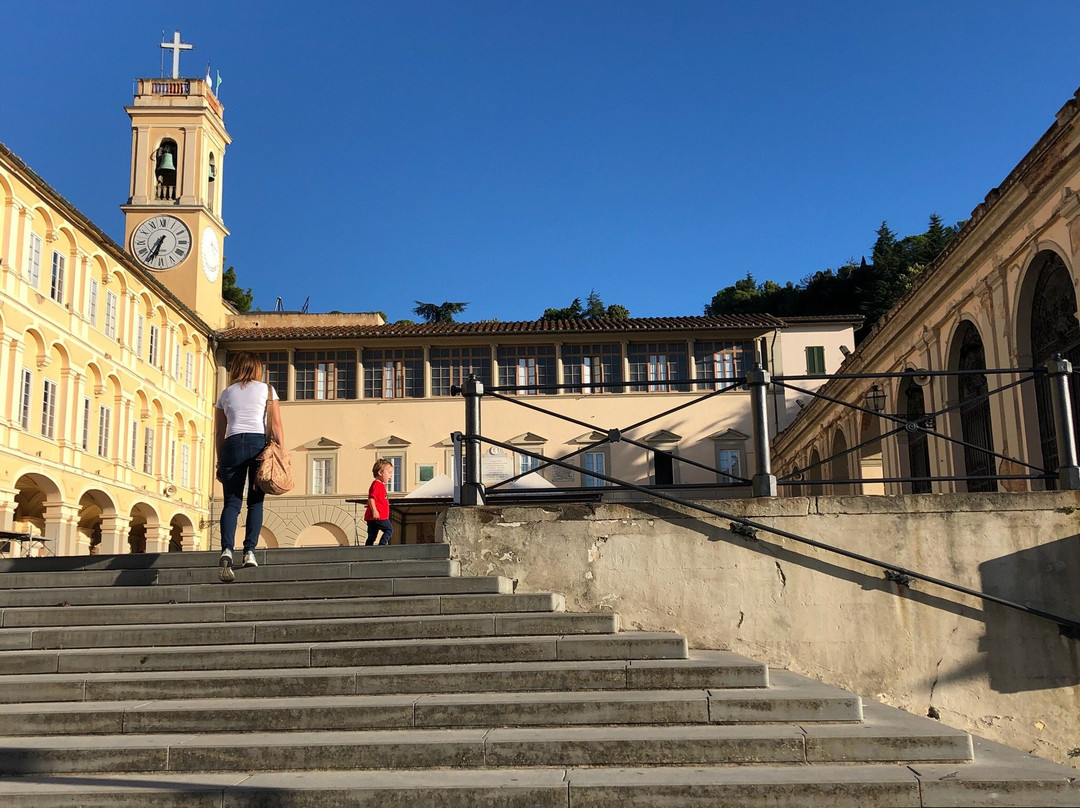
[364,479,389,521]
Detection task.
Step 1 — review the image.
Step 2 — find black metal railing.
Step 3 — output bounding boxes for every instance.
[449,426,1080,641]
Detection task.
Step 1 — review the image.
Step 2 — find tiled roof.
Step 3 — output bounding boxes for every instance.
[216,314,787,342]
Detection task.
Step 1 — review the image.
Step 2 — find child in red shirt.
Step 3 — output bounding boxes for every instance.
[364,458,394,546]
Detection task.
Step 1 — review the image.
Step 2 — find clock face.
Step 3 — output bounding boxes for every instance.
[132,216,192,270]
[200,227,221,282]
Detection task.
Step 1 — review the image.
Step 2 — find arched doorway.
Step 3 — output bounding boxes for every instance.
[807,448,824,496]
[901,376,932,494]
[953,322,996,492]
[1028,251,1080,482]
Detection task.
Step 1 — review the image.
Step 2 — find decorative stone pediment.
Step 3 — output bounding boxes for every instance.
[642,429,682,446]
[373,435,410,449]
[570,430,608,445]
[508,432,547,445]
[302,437,342,451]
[708,429,749,443]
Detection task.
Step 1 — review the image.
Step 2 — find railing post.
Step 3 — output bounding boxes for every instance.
[1047,354,1080,490]
[462,374,486,505]
[747,364,777,497]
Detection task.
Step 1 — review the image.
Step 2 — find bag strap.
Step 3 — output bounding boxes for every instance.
[264,383,274,445]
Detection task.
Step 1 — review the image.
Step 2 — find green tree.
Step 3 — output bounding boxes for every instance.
[543,290,630,320]
[221,266,253,313]
[413,301,468,323]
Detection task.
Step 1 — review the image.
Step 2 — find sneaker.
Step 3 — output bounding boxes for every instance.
[218,550,234,582]
[242,551,258,568]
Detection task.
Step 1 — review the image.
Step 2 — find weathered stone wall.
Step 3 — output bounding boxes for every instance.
[441,491,1080,766]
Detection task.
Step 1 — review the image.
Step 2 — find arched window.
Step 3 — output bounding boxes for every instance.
[830,429,850,494]
[155,139,178,201]
[1028,251,1080,481]
[954,322,996,492]
[207,153,217,213]
[902,375,932,493]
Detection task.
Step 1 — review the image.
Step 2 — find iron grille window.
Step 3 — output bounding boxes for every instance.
[694,341,754,390]
[628,342,689,392]
[295,350,357,400]
[430,346,491,396]
[497,345,555,394]
[363,349,423,398]
[562,344,622,393]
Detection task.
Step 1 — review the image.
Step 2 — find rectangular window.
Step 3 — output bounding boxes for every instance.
[130,420,138,466]
[562,344,622,394]
[143,426,154,474]
[519,453,541,476]
[148,324,159,366]
[181,443,191,487]
[41,379,57,439]
[694,341,754,390]
[430,346,491,396]
[387,455,404,493]
[97,405,111,457]
[362,349,421,399]
[135,314,144,356]
[19,369,32,430]
[49,251,65,303]
[716,448,742,482]
[583,451,607,487]
[105,291,118,339]
[82,398,91,451]
[173,344,181,378]
[170,440,177,480]
[294,350,357,400]
[497,345,555,394]
[628,342,689,392]
[88,278,99,326]
[185,351,194,389]
[225,350,289,399]
[26,233,41,286]
[806,345,826,376]
[312,457,334,495]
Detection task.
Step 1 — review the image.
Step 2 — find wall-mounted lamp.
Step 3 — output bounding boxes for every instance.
[864,384,886,413]
[839,345,852,357]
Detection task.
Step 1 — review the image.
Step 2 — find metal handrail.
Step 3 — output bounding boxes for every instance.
[465,433,1080,641]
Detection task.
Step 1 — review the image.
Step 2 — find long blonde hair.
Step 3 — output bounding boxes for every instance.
[229,351,263,387]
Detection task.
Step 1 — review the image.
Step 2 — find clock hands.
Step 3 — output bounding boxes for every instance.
[147,235,166,261]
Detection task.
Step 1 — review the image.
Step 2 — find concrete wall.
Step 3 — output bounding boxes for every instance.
[442,491,1080,766]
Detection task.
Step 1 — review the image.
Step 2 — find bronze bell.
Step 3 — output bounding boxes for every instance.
[157,150,176,172]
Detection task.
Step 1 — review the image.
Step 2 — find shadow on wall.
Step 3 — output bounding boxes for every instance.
[978,534,1080,694]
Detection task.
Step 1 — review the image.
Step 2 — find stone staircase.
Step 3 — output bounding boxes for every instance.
[0,543,1073,807]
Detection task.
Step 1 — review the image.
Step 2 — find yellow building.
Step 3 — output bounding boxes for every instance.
[0,51,858,556]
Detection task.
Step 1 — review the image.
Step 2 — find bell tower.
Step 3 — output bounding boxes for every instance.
[121,31,231,327]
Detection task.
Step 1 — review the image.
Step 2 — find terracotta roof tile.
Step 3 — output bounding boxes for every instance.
[216,314,787,342]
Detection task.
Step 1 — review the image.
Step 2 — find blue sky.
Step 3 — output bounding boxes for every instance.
[3,1,1079,321]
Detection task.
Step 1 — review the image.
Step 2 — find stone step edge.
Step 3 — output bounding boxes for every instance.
[0,719,976,774]
[0,632,691,675]
[0,575,515,607]
[0,760,1073,808]
[1,610,617,652]
[0,652,769,702]
[0,544,451,575]
[0,592,566,629]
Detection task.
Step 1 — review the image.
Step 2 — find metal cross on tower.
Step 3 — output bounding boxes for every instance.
[160,30,194,79]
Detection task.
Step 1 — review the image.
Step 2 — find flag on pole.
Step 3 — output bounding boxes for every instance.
[205,61,212,86]
[215,70,223,95]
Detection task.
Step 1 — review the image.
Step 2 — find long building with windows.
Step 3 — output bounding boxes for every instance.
[0,56,857,555]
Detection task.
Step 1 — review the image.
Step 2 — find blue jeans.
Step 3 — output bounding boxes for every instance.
[366,519,393,546]
[218,433,267,554]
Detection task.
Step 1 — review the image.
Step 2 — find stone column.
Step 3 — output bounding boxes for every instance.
[44,502,80,557]
[98,514,131,556]
[143,522,168,554]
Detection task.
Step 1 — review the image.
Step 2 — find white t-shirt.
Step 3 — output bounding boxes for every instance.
[216,381,279,438]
